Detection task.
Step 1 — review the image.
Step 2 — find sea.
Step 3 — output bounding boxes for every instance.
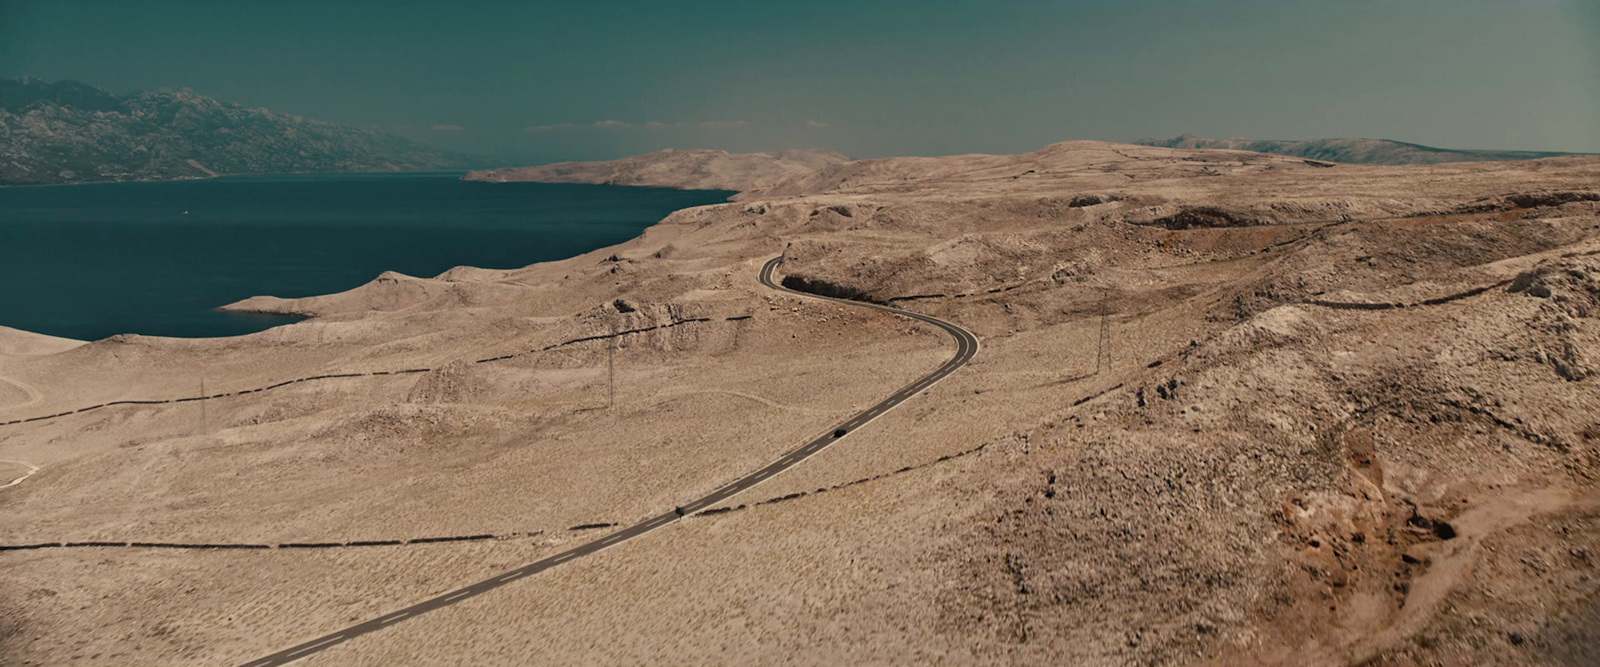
[0,173,733,341]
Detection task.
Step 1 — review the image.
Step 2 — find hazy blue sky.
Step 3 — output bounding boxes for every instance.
[4,0,1597,163]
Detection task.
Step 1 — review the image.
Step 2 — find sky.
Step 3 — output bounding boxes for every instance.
[3,0,1598,164]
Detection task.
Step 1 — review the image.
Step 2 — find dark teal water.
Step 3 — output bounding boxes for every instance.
[0,173,732,341]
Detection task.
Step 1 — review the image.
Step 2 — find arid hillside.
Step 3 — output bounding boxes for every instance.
[463,148,851,194]
[2,141,1598,666]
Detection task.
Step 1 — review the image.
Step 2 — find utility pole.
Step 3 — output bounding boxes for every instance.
[199,377,208,436]
[607,326,616,411]
[1096,290,1113,375]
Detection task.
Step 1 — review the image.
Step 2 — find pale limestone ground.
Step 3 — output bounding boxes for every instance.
[3,142,1599,666]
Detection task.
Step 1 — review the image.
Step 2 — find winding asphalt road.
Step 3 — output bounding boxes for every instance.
[240,256,979,667]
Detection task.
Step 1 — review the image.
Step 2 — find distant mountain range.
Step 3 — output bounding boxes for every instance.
[0,78,473,186]
[1136,134,1587,165]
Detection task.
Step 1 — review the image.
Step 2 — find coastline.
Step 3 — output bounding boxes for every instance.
[0,175,733,340]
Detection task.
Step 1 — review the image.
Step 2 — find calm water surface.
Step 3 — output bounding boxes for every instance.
[0,173,732,340]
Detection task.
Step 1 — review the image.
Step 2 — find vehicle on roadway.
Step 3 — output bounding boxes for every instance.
[833,427,849,438]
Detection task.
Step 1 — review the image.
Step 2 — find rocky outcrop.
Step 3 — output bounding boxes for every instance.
[778,274,877,303]
[1505,191,1600,209]
[406,361,492,404]
[1142,206,1261,230]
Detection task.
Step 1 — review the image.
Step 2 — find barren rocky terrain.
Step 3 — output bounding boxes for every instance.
[2,140,1598,666]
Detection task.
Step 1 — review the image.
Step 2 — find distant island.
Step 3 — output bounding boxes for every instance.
[1137,133,1588,165]
[0,77,473,186]
[468,136,1588,200]
[463,148,852,194]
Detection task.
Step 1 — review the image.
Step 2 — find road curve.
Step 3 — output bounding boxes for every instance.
[239,256,979,667]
